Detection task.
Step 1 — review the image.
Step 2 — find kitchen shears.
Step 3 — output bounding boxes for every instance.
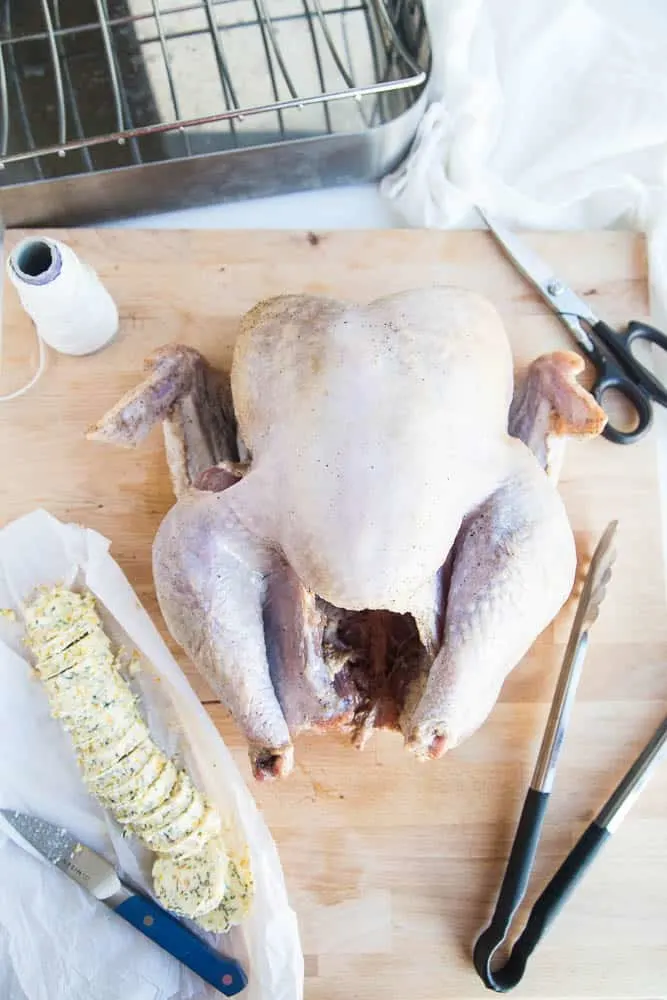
[478,208,667,444]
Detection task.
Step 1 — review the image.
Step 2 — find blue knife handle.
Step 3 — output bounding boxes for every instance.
[114,892,247,996]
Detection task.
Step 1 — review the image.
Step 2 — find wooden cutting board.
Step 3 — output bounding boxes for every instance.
[2,229,667,999]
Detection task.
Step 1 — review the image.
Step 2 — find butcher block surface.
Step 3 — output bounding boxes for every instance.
[2,228,667,999]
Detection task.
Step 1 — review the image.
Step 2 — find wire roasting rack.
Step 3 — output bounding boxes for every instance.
[0,0,431,224]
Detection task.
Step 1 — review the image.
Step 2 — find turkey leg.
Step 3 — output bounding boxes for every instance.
[404,351,606,757]
[153,487,296,780]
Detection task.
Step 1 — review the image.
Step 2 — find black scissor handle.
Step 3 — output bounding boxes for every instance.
[593,319,667,408]
[591,366,653,445]
[623,321,667,406]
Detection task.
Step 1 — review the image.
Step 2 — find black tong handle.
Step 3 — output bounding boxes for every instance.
[497,822,609,989]
[474,801,608,992]
[472,788,547,990]
[474,713,667,992]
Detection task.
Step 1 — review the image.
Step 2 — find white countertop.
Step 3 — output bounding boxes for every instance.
[104,184,401,231]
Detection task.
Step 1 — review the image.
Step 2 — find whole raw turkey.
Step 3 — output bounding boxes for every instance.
[90,288,606,780]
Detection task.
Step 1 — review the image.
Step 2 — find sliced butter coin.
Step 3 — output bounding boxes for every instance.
[196,852,254,932]
[24,587,99,659]
[167,805,223,860]
[57,692,139,744]
[43,652,116,695]
[46,668,134,721]
[70,705,146,754]
[31,621,97,666]
[24,585,95,630]
[139,791,214,855]
[153,838,229,920]
[131,770,195,834]
[113,758,178,825]
[90,741,155,798]
[78,719,150,780]
[98,749,169,811]
[36,628,113,680]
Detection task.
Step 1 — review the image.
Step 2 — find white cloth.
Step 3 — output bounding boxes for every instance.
[382,0,667,318]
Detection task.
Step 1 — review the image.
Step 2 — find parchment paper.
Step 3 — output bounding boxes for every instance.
[0,509,303,1000]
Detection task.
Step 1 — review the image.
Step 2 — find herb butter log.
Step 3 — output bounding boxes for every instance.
[22,585,253,932]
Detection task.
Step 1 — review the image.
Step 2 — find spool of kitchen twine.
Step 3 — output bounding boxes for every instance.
[1,236,118,401]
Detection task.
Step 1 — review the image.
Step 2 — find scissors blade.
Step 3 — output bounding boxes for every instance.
[477,207,599,351]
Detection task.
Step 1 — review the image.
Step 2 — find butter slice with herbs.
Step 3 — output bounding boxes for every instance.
[113,758,179,825]
[24,587,101,662]
[37,627,114,681]
[139,788,208,854]
[97,749,168,808]
[197,851,255,933]
[61,694,141,746]
[90,741,156,798]
[42,657,119,708]
[45,669,136,723]
[69,703,144,751]
[153,838,230,920]
[168,806,223,859]
[131,770,195,834]
[77,719,151,780]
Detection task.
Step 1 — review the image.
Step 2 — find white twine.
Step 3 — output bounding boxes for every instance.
[2,237,118,402]
[0,333,47,402]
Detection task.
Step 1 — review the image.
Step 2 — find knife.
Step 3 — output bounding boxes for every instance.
[0,809,248,996]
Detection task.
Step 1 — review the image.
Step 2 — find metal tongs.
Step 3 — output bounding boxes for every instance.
[474,521,667,990]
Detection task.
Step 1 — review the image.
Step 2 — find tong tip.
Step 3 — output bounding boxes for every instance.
[578,520,618,632]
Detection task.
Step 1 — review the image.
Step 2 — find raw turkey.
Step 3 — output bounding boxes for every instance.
[90,288,606,780]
